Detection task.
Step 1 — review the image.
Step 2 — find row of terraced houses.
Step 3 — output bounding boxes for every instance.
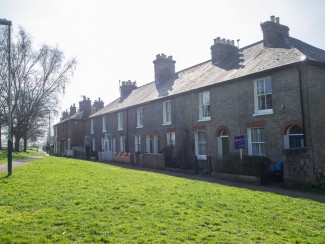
[54,16,325,186]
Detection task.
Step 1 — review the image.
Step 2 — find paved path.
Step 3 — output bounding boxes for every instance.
[0,156,45,173]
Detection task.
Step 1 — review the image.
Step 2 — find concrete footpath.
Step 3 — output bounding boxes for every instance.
[0,156,45,173]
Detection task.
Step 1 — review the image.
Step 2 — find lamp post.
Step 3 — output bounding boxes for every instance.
[0,18,12,176]
[45,109,51,155]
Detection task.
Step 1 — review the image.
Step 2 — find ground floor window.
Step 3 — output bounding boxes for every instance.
[146,135,153,153]
[248,127,265,156]
[153,133,159,153]
[284,125,304,149]
[217,129,229,158]
[92,138,96,152]
[119,135,125,152]
[134,134,141,152]
[166,132,176,147]
[195,131,207,160]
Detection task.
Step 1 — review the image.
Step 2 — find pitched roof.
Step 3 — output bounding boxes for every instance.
[54,111,84,126]
[90,37,325,118]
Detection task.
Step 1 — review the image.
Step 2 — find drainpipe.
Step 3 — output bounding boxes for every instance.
[126,109,129,152]
[296,62,316,182]
[296,65,306,147]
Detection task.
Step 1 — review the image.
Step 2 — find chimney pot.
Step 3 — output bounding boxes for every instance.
[275,17,280,24]
[270,15,275,22]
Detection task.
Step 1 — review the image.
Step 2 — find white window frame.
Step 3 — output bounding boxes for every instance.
[119,135,125,152]
[253,77,273,116]
[92,138,96,151]
[102,116,106,133]
[194,131,207,160]
[163,100,172,125]
[247,128,266,156]
[134,134,141,152]
[284,125,304,149]
[137,107,143,128]
[118,112,123,131]
[90,119,94,134]
[199,91,211,122]
[217,130,229,159]
[166,132,175,147]
[153,133,159,153]
[146,134,152,153]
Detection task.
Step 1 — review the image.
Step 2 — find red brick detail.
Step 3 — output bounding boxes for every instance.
[246,120,266,128]
[153,131,160,138]
[166,127,176,133]
[280,120,303,135]
[215,125,231,137]
[194,124,207,130]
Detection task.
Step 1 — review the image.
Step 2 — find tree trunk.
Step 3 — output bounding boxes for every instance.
[23,137,27,152]
[15,136,20,152]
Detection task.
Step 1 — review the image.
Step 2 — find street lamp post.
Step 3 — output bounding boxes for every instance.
[0,18,12,176]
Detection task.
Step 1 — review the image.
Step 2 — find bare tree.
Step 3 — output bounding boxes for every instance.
[0,27,76,151]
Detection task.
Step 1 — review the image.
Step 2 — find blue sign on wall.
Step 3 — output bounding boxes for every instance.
[234,135,245,150]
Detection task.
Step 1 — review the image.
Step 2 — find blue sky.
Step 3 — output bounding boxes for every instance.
[1,0,325,123]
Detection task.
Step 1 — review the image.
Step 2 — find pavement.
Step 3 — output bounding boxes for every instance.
[1,156,324,203]
[0,156,45,174]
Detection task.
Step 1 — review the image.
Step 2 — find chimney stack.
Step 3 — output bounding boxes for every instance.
[119,80,137,97]
[79,96,91,117]
[210,37,238,64]
[61,110,69,121]
[93,97,104,110]
[70,104,76,115]
[153,53,176,84]
[260,16,289,47]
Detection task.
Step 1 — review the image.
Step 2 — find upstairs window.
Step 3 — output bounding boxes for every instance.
[199,91,211,121]
[254,77,273,115]
[118,112,123,131]
[284,125,304,149]
[137,107,143,128]
[163,100,171,125]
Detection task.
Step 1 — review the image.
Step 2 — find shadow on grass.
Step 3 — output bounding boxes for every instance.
[99,160,325,203]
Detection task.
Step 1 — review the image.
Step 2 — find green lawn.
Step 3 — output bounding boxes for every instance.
[0,157,324,243]
[0,147,45,165]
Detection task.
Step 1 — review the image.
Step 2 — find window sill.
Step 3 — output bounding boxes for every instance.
[118,128,123,131]
[136,125,143,129]
[162,122,172,126]
[198,117,211,122]
[90,132,94,135]
[253,109,273,117]
[196,155,207,160]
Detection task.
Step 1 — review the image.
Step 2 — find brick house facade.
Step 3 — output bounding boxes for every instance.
[85,16,325,186]
[53,97,104,157]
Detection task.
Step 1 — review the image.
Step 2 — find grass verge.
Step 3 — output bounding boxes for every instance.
[0,157,324,243]
[0,147,45,165]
